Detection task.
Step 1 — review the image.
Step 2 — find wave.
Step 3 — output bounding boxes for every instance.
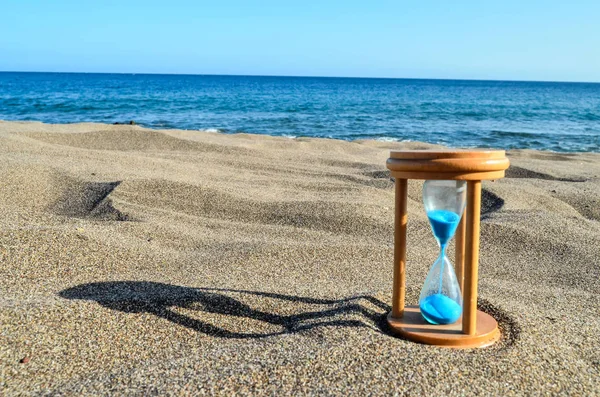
[580,112,600,121]
[375,137,403,142]
[490,130,541,138]
[199,128,222,133]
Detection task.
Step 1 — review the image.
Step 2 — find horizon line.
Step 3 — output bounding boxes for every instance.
[1,70,599,85]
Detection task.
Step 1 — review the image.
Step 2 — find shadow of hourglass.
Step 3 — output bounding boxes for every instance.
[59,281,392,339]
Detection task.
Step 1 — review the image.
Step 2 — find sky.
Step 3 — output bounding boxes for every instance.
[1,0,599,82]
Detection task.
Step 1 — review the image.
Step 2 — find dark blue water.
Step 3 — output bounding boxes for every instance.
[1,72,599,152]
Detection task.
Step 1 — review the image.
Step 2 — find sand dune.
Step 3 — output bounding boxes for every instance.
[1,120,599,395]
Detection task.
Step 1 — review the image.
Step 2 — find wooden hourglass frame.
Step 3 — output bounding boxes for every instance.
[386,150,510,348]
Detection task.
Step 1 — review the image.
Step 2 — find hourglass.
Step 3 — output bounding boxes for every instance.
[385,150,509,348]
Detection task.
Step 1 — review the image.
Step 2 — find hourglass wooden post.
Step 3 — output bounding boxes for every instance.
[386,150,509,348]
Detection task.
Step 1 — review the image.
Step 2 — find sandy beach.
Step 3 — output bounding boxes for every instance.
[0,120,599,395]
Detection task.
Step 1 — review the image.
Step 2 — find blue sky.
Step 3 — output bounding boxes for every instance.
[1,0,599,82]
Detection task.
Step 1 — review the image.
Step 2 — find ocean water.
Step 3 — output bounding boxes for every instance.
[1,72,599,152]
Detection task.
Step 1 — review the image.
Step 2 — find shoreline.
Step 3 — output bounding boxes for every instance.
[2,119,597,155]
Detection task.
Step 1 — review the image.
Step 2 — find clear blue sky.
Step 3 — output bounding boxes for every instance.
[1,0,599,82]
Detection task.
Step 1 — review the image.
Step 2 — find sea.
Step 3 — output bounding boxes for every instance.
[1,72,599,152]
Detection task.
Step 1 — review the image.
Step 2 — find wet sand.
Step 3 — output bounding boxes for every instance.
[1,121,599,395]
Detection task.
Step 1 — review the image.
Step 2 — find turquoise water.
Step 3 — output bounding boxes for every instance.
[1,72,599,152]
[427,210,461,246]
[420,293,462,325]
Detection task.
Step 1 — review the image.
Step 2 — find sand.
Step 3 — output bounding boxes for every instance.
[0,120,598,396]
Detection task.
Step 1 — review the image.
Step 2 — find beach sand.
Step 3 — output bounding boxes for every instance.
[1,120,598,395]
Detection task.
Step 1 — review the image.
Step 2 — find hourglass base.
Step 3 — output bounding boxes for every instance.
[387,306,500,348]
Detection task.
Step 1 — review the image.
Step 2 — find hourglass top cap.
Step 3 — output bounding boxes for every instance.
[386,149,509,180]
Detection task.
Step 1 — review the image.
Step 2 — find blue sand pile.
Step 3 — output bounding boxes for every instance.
[420,293,462,325]
[427,209,461,246]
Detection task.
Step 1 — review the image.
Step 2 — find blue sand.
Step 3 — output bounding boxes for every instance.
[420,294,462,325]
[427,210,461,246]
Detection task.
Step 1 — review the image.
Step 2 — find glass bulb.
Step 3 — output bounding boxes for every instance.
[419,180,466,325]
